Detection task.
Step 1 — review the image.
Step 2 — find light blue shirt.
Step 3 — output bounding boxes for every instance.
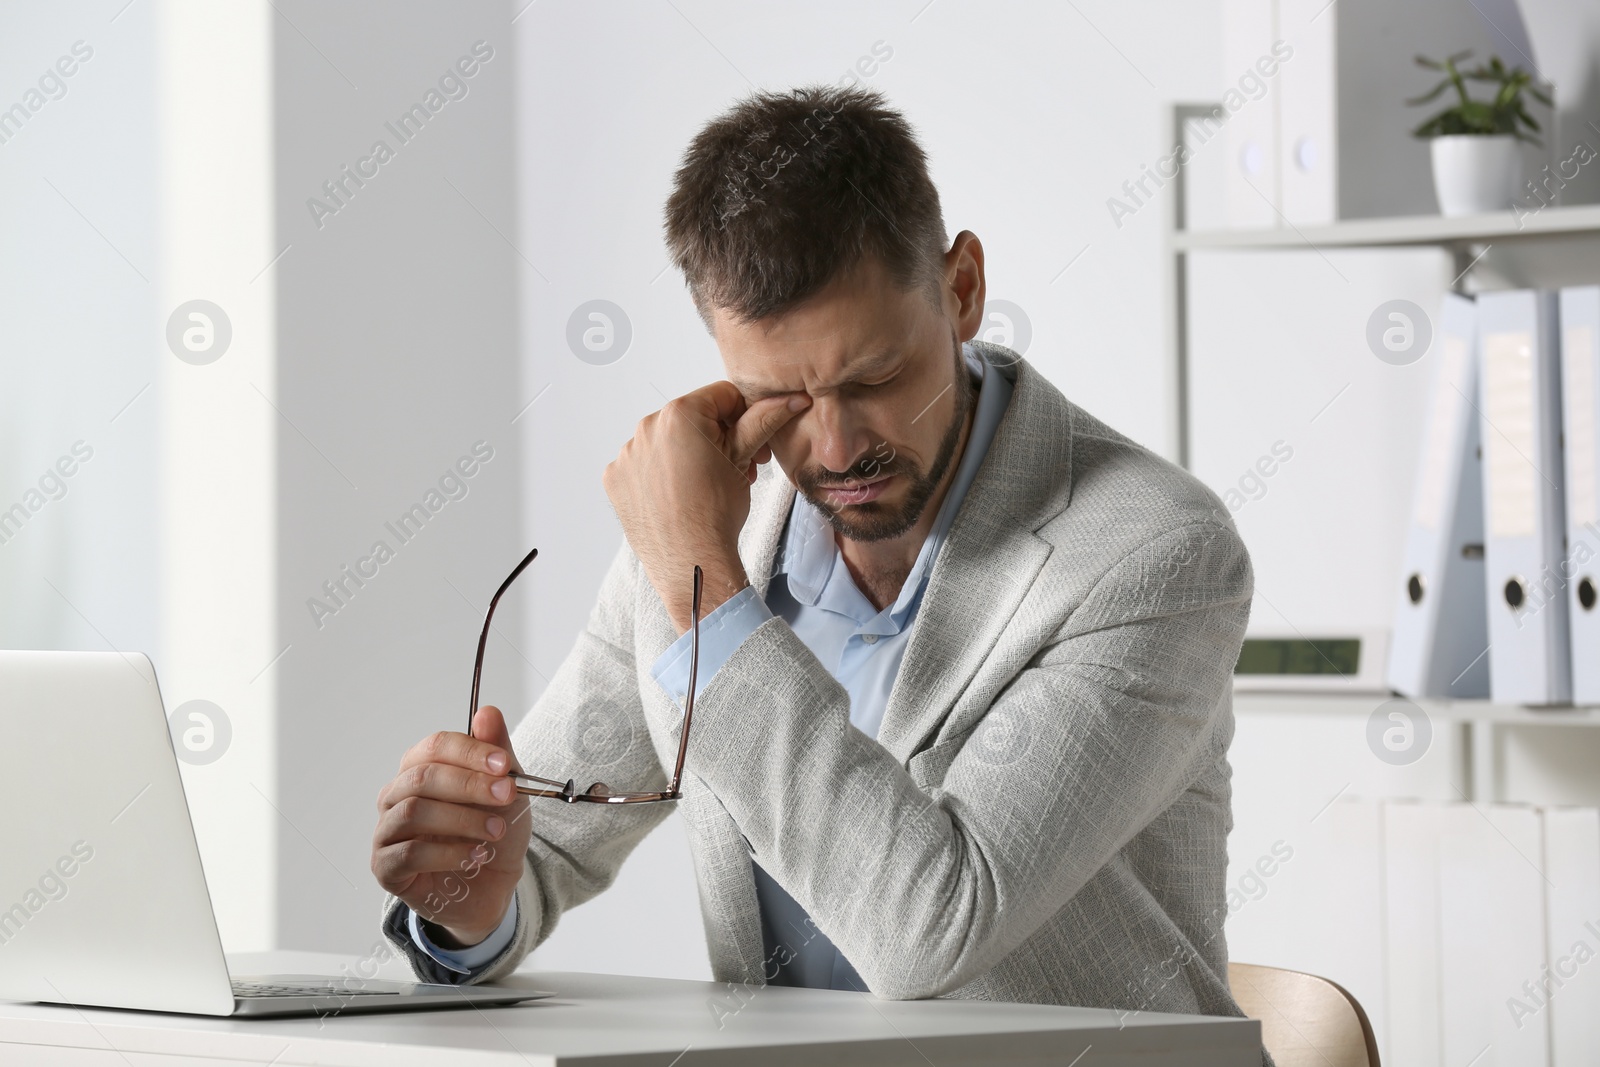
[411,343,1012,978]
[407,895,519,975]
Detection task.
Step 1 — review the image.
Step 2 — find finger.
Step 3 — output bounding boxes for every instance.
[399,728,512,777]
[380,760,514,812]
[694,380,754,425]
[372,839,489,889]
[468,705,523,775]
[374,796,508,848]
[729,394,810,467]
[659,383,755,459]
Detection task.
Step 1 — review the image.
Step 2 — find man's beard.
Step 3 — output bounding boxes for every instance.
[795,335,973,543]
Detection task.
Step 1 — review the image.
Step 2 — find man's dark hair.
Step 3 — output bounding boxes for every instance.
[664,86,948,324]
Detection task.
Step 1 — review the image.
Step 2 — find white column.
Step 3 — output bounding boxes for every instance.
[156,0,277,952]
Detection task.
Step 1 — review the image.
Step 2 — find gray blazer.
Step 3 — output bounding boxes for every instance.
[382,344,1256,1026]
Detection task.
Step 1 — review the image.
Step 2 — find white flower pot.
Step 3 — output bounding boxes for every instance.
[1429,134,1522,216]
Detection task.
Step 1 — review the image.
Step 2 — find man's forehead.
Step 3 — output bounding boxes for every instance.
[714,282,920,396]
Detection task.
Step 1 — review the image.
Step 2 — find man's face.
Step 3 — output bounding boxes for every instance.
[713,255,972,543]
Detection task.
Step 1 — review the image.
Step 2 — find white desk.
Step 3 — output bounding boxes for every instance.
[0,951,1261,1065]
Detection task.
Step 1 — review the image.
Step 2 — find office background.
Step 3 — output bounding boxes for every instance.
[3,2,1599,1063]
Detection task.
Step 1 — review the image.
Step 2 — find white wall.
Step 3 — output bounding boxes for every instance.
[268,0,528,952]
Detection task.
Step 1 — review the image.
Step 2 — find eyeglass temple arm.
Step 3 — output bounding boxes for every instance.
[468,547,540,735]
[666,565,702,796]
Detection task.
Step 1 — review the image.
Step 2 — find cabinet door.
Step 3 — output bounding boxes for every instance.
[1384,800,1445,1067]
[1543,806,1600,1067]
[1276,0,1336,224]
[1221,0,1282,228]
[1437,804,1550,1067]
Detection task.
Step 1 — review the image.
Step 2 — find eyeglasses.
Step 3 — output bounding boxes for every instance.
[467,548,701,804]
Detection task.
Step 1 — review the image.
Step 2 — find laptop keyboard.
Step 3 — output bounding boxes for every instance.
[232,980,400,998]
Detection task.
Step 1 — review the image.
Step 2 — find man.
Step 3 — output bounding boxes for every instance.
[372,86,1255,1023]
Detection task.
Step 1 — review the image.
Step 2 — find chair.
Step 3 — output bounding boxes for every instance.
[1228,962,1381,1067]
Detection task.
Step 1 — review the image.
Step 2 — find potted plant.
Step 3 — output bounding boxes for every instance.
[1407,52,1551,216]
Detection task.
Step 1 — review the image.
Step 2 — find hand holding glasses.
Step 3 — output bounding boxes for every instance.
[467,548,701,804]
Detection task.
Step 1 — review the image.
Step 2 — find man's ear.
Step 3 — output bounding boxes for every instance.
[943,231,986,343]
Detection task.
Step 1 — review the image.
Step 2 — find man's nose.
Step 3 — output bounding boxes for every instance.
[807,396,870,474]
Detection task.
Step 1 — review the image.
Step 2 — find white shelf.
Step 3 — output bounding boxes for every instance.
[1174,203,1600,251]
[1235,690,1600,725]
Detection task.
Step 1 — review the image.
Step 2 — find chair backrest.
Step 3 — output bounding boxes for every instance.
[1228,962,1381,1067]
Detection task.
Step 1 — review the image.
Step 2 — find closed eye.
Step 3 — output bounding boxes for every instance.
[846,367,901,393]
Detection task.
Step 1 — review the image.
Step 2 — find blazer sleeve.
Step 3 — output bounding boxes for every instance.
[658,518,1253,999]
[380,540,675,984]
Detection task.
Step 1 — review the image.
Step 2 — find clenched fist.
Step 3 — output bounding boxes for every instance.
[603,381,809,633]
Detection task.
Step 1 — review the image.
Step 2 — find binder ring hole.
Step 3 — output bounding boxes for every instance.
[1504,577,1527,610]
[1580,577,1597,612]
[1406,574,1425,604]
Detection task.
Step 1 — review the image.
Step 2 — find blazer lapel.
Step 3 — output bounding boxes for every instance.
[681,463,793,985]
[739,464,795,599]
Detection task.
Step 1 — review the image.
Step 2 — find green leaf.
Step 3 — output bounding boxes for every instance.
[1402,51,1547,139]
[1459,100,1494,130]
[1406,79,1452,106]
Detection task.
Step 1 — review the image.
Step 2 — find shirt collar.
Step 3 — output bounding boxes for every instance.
[775,342,1015,625]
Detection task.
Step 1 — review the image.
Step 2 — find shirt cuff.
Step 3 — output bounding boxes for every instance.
[407,896,518,976]
[650,585,772,707]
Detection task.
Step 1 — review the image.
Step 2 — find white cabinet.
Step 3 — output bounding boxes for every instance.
[1228,698,1600,1065]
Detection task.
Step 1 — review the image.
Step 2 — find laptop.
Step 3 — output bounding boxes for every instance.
[0,649,550,1017]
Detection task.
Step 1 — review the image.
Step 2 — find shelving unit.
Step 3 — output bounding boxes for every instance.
[1163,110,1600,797]
[1170,98,1600,1063]
[1170,199,1600,725]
